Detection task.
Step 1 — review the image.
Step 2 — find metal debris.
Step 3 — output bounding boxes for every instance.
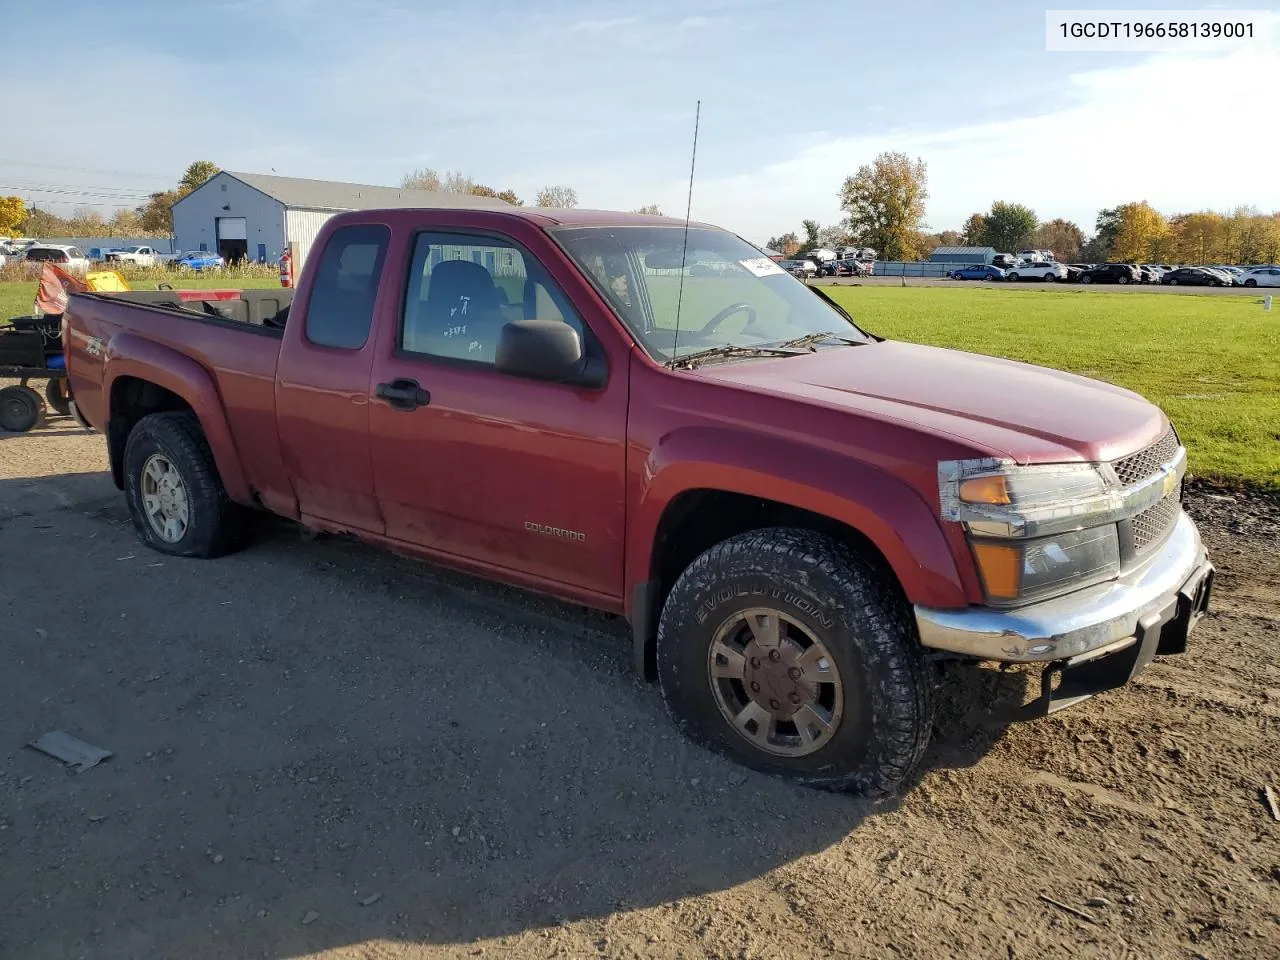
[1262,785,1280,823]
[26,731,113,773]
[1038,894,1098,925]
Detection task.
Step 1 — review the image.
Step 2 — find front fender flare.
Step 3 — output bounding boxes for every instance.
[626,426,969,614]
[103,333,250,502]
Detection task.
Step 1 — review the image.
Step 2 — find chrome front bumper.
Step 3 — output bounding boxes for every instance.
[915,511,1210,663]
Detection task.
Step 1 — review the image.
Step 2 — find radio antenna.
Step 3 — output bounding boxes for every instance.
[668,99,701,367]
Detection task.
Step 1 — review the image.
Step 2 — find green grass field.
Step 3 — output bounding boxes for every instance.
[2,277,1276,488]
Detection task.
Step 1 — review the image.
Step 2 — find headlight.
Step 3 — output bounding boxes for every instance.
[969,526,1121,607]
[939,459,1121,538]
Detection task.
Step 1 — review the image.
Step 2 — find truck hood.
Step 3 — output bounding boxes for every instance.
[699,340,1167,463]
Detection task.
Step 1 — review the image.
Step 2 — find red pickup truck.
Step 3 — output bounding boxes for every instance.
[63,207,1214,794]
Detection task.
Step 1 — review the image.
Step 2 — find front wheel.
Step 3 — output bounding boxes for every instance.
[1244,279,1258,287]
[45,378,71,416]
[1081,275,1093,284]
[1118,276,1129,284]
[123,411,249,558]
[1168,279,1178,285]
[1007,273,1020,282]
[655,528,936,796]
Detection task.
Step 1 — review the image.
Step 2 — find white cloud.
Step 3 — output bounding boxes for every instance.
[642,37,1280,241]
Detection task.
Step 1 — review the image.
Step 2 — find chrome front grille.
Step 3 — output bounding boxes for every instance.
[1131,495,1180,553]
[1112,427,1179,487]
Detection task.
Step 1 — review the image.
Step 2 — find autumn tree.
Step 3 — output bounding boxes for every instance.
[401,168,443,191]
[469,183,522,205]
[20,207,62,237]
[109,208,144,237]
[960,213,986,246]
[839,152,929,261]
[1110,201,1168,262]
[1031,219,1084,262]
[936,229,962,247]
[179,161,220,192]
[633,203,663,215]
[980,201,1037,252]
[536,185,578,208]
[766,232,800,256]
[0,195,26,234]
[136,190,181,235]
[817,224,849,248]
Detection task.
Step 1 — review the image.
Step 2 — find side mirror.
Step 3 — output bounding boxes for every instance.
[495,320,604,387]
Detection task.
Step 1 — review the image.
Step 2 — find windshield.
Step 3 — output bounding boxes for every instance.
[551,224,870,362]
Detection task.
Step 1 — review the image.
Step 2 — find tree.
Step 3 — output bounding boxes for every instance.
[839,152,929,261]
[536,185,578,208]
[766,232,800,256]
[981,201,1037,252]
[1031,218,1084,262]
[801,219,822,249]
[0,195,25,235]
[469,183,523,205]
[936,229,962,247]
[960,213,986,246]
[817,224,849,248]
[1110,201,1168,262]
[179,161,220,193]
[1087,207,1123,261]
[109,208,144,237]
[20,207,62,237]
[136,190,181,236]
[634,204,663,215]
[401,168,442,192]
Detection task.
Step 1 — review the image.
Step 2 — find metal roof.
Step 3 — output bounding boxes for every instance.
[932,246,995,256]
[178,171,514,212]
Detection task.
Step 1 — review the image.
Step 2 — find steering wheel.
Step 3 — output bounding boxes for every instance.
[698,302,757,336]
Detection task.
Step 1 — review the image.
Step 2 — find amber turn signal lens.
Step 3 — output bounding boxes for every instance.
[959,475,1011,505]
[970,542,1021,600]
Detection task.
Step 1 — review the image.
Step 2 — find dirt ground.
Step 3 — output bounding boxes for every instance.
[2,414,1277,960]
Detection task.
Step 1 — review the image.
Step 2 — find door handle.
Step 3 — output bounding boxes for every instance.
[375,378,431,410]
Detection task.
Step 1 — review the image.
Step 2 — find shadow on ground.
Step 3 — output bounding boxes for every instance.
[1,470,1019,959]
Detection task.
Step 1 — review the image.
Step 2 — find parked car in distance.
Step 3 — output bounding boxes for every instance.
[779,259,818,278]
[1215,266,1245,286]
[104,245,160,267]
[831,258,869,277]
[1240,266,1280,287]
[1016,249,1055,263]
[169,250,225,271]
[1080,263,1140,285]
[1064,263,1091,282]
[991,253,1018,270]
[1005,261,1068,282]
[950,264,1006,281]
[1140,264,1166,284]
[1161,267,1229,286]
[62,204,1214,796]
[21,243,91,273]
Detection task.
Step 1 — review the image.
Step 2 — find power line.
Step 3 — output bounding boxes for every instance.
[2,178,159,197]
[0,158,172,179]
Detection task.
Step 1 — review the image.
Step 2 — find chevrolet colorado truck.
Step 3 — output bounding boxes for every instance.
[63,207,1214,795]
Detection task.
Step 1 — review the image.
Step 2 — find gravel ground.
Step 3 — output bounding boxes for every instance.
[2,415,1278,960]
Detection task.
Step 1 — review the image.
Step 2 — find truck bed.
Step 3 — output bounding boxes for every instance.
[65,289,296,513]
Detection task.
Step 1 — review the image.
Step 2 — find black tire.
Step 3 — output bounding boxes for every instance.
[1008,273,1020,282]
[45,378,71,417]
[1081,275,1093,284]
[1244,279,1257,287]
[1168,279,1178,285]
[0,385,45,432]
[1118,276,1129,284]
[122,411,249,558]
[655,528,936,796]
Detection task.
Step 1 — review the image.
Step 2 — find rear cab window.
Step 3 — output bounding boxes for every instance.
[303,224,391,349]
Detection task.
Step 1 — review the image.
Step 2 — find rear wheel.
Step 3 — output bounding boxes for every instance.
[1168,279,1179,285]
[0,385,45,433]
[655,528,936,796]
[1118,276,1129,284]
[1008,273,1020,282]
[123,411,249,558]
[1081,275,1093,284]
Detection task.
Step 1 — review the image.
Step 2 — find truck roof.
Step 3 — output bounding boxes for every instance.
[326,206,716,231]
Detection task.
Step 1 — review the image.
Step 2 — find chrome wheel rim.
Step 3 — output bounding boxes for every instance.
[141,453,190,543]
[706,607,844,758]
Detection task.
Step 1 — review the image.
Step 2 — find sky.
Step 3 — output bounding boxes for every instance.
[2,0,1277,243]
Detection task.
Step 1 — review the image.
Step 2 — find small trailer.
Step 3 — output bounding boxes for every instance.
[0,314,70,432]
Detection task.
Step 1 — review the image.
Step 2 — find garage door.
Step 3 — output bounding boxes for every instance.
[216,217,247,241]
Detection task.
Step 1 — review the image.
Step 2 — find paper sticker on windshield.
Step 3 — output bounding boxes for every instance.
[739,257,785,278]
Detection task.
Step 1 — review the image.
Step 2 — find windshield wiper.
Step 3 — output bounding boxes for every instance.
[775,331,867,350]
[670,344,807,369]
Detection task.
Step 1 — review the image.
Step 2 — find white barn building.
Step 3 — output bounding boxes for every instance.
[171,171,511,271]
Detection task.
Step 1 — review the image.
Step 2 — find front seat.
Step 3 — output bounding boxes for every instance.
[421,259,507,361]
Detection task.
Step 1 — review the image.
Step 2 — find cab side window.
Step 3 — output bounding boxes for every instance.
[304,224,390,350]
[400,232,584,364]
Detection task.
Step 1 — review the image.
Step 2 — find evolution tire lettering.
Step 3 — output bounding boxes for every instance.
[523,521,586,542]
[693,583,834,628]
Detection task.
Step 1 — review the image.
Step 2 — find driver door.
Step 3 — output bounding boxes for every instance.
[366,226,630,602]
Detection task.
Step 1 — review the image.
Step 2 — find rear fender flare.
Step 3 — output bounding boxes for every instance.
[103,333,250,501]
